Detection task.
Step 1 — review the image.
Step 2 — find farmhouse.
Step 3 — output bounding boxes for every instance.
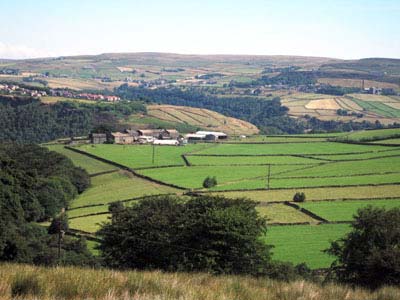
[112,132,134,144]
[89,133,107,144]
[138,129,179,139]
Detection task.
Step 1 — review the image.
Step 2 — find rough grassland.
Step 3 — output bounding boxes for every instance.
[2,264,399,300]
[71,171,179,208]
[76,144,211,169]
[266,224,351,269]
[46,145,117,175]
[257,204,317,224]
[208,185,400,202]
[299,199,400,222]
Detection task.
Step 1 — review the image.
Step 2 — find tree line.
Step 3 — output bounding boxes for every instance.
[0,143,95,265]
[0,96,145,143]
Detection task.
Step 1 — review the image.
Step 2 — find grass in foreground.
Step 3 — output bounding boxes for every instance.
[266,224,351,269]
[299,199,400,222]
[1,263,399,300]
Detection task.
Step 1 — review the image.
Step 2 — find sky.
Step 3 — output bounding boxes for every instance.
[0,0,399,59]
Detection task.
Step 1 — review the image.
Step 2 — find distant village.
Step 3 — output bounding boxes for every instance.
[0,83,120,102]
[89,129,228,146]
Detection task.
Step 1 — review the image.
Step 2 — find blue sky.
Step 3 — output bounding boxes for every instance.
[0,0,399,59]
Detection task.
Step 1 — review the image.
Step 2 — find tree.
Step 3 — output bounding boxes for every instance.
[203,176,217,188]
[98,195,271,275]
[293,192,306,202]
[326,206,400,288]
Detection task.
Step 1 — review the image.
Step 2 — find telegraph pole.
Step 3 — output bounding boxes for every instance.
[266,164,271,190]
[152,143,155,164]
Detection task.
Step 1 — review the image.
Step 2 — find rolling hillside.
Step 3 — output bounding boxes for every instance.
[145,104,259,135]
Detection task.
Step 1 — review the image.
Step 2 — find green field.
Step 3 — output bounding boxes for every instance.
[351,99,400,118]
[186,155,325,166]
[71,171,179,208]
[76,144,210,169]
[266,224,351,269]
[46,145,118,174]
[372,138,400,144]
[299,199,400,222]
[209,185,400,202]
[194,142,388,156]
[61,133,400,269]
[69,214,110,233]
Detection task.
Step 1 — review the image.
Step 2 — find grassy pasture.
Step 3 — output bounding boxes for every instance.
[310,148,400,161]
[299,199,400,222]
[351,98,400,118]
[194,142,388,156]
[208,184,400,202]
[372,138,400,144]
[40,96,97,104]
[46,145,117,175]
[276,156,400,178]
[69,214,110,233]
[266,224,351,269]
[224,136,330,143]
[137,165,312,189]
[76,144,210,169]
[71,171,179,208]
[186,155,324,166]
[210,172,400,191]
[257,204,317,224]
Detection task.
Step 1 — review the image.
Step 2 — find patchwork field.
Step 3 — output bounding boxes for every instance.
[281,92,400,124]
[51,131,400,268]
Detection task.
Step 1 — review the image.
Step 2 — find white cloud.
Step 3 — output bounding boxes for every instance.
[0,42,55,59]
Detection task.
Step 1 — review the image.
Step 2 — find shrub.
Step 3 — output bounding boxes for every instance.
[293,192,306,202]
[203,176,217,188]
[98,195,271,275]
[11,273,43,298]
[326,206,400,288]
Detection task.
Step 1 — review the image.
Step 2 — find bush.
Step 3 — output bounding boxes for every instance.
[203,176,217,188]
[11,273,43,298]
[293,192,306,202]
[326,206,400,288]
[98,195,271,275]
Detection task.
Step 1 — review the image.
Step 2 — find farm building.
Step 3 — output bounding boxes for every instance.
[137,136,155,144]
[153,139,179,146]
[186,131,228,142]
[112,132,134,144]
[138,129,180,139]
[89,133,107,144]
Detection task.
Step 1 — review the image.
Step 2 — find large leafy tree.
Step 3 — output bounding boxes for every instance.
[326,206,400,288]
[98,195,271,275]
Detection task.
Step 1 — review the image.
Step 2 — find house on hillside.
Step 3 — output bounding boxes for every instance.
[112,132,134,144]
[89,133,107,144]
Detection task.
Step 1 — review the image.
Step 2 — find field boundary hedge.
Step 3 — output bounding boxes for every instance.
[90,169,119,177]
[284,201,329,223]
[69,193,177,211]
[65,146,187,190]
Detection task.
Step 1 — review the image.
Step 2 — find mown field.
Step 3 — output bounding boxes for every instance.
[52,130,400,268]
